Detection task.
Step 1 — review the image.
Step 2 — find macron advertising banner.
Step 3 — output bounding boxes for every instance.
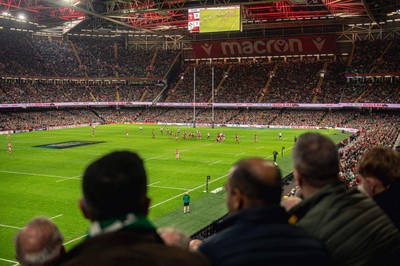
[192,35,337,58]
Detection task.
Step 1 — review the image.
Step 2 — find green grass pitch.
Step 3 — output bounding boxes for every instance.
[0,124,350,265]
[200,8,241,33]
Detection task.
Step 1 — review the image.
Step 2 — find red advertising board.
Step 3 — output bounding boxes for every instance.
[192,35,336,58]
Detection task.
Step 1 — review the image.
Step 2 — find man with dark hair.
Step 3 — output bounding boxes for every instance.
[15,217,65,266]
[289,133,400,266]
[60,151,209,266]
[357,146,400,229]
[198,157,332,266]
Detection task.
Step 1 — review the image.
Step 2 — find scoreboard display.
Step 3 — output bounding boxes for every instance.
[188,5,241,34]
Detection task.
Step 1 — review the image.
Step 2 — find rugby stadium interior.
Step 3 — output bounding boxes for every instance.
[0,0,400,264]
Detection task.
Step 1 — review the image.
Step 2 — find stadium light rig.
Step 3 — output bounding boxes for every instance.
[18,13,26,20]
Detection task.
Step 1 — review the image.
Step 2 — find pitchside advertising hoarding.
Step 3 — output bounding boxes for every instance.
[1,102,398,109]
[191,35,337,58]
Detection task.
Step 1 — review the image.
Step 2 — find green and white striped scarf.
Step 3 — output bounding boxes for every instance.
[88,213,155,238]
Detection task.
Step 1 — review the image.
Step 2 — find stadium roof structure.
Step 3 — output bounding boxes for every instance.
[0,0,399,37]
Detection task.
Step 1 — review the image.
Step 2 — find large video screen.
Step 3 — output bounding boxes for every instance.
[188,5,241,34]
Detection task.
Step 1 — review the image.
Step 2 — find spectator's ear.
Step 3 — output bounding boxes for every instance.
[79,198,91,220]
[294,168,302,187]
[231,187,245,211]
[363,176,381,196]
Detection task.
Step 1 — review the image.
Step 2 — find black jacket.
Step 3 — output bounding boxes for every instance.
[199,205,331,266]
[374,179,400,229]
[59,227,209,266]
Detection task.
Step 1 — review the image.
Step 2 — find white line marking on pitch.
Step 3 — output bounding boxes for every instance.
[49,214,63,220]
[234,152,246,157]
[181,149,190,152]
[55,176,81,182]
[0,170,75,180]
[208,160,222,165]
[147,181,160,186]
[0,224,22,230]
[145,156,162,161]
[149,173,229,209]
[203,144,212,147]
[0,257,19,265]
[256,146,264,149]
[150,185,189,191]
[63,234,88,246]
[0,214,63,231]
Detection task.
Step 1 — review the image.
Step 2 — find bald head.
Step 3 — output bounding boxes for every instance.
[227,158,282,212]
[15,217,64,266]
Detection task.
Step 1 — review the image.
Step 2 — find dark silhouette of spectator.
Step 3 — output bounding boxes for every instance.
[15,217,65,266]
[357,146,400,229]
[59,151,209,266]
[199,158,332,266]
[289,133,400,266]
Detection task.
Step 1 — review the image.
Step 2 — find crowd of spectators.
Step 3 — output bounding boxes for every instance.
[320,109,400,130]
[348,38,400,74]
[1,31,399,104]
[0,31,48,76]
[0,81,164,103]
[0,109,101,131]
[0,31,177,79]
[2,107,398,133]
[70,37,117,78]
[116,43,153,78]
[356,80,400,103]
[349,39,391,74]
[316,61,347,103]
[263,59,323,103]
[153,108,194,123]
[376,39,400,73]
[30,37,83,77]
[118,85,143,102]
[151,50,179,78]
[166,64,227,103]
[194,109,241,124]
[215,62,273,103]
[93,108,142,124]
[270,110,326,126]
[229,109,281,125]
[338,126,398,187]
